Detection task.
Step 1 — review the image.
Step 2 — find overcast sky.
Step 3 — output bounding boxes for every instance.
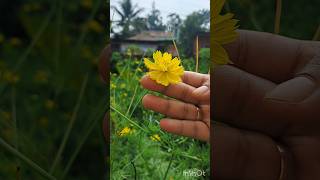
[110,0,210,23]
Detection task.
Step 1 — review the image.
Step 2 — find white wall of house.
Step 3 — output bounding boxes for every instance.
[120,43,157,53]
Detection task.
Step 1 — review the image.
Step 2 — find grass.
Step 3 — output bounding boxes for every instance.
[0,0,107,179]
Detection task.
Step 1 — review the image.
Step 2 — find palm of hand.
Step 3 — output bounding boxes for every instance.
[213,30,320,180]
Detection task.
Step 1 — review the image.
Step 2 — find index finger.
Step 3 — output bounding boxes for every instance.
[224,30,302,83]
[140,74,200,104]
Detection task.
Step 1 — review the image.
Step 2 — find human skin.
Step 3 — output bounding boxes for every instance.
[99,30,320,180]
[213,30,320,180]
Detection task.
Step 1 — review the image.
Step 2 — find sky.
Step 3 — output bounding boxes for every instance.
[110,0,210,23]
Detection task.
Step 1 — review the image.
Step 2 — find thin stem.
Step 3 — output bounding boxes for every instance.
[110,105,148,133]
[195,36,199,72]
[172,35,181,60]
[126,85,138,116]
[163,152,174,180]
[0,138,56,180]
[312,24,320,41]
[0,0,58,97]
[50,74,89,174]
[11,87,21,178]
[61,99,106,179]
[14,1,58,72]
[274,0,282,34]
[129,89,147,118]
[54,0,102,97]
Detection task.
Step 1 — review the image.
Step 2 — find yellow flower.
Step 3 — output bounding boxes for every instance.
[118,127,132,137]
[150,134,161,141]
[81,0,93,9]
[33,70,48,84]
[144,51,184,86]
[9,37,22,46]
[111,83,116,89]
[86,20,103,33]
[39,117,49,128]
[45,99,55,110]
[120,83,126,89]
[3,71,20,84]
[212,0,239,65]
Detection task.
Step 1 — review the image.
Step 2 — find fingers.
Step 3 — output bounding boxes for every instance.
[142,94,201,120]
[160,119,209,141]
[182,71,210,88]
[212,124,282,180]
[224,30,302,83]
[140,75,199,104]
[98,45,111,84]
[212,65,286,136]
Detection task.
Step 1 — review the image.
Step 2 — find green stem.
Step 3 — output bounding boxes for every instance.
[274,0,282,34]
[312,24,320,41]
[110,105,148,133]
[50,74,89,174]
[0,138,56,180]
[163,152,174,180]
[61,99,106,179]
[126,85,138,115]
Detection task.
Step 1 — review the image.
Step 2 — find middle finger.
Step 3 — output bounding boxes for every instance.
[142,94,201,120]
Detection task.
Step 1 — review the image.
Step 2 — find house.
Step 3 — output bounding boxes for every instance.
[112,31,178,57]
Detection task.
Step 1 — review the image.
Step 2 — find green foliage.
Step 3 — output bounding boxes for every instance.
[199,48,210,74]
[0,0,107,179]
[125,44,143,56]
[178,10,210,57]
[112,0,144,38]
[167,13,182,38]
[227,0,320,39]
[146,2,166,31]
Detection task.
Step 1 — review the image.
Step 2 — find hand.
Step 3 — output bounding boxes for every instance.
[213,30,320,180]
[99,45,111,143]
[140,71,210,141]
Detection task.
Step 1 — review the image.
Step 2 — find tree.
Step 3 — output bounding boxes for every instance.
[131,17,148,34]
[146,1,166,31]
[167,13,182,38]
[112,0,144,38]
[179,10,210,57]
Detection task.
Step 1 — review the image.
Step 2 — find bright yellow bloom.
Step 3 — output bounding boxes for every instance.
[144,51,184,86]
[212,0,239,65]
[118,127,132,137]
[150,134,161,141]
[45,99,55,110]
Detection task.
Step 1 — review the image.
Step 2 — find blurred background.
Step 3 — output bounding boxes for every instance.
[227,0,319,40]
[0,0,108,179]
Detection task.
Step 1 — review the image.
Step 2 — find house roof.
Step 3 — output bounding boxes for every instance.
[126,31,174,42]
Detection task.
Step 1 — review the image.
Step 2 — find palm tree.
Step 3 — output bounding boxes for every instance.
[112,0,144,38]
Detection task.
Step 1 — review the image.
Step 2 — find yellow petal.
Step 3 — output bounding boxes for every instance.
[156,72,169,86]
[212,0,226,18]
[162,52,172,64]
[148,71,162,81]
[166,72,181,84]
[153,50,162,64]
[168,57,180,68]
[144,58,159,70]
[212,42,230,65]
